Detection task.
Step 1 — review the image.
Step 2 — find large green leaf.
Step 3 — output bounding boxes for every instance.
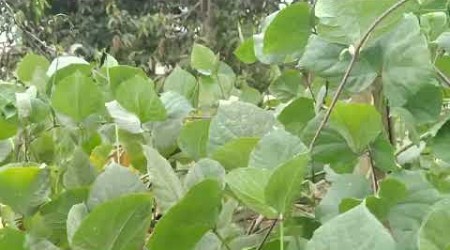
[263,2,310,55]
[278,97,315,137]
[269,70,305,102]
[63,148,97,189]
[51,71,104,122]
[314,0,416,45]
[115,75,167,122]
[418,201,450,250]
[71,194,153,250]
[430,120,450,163]
[152,92,193,156]
[143,146,184,212]
[307,204,396,250]
[148,180,222,250]
[0,228,26,250]
[380,15,437,109]
[316,168,371,223]
[184,158,225,190]
[47,56,89,78]
[211,137,259,170]
[265,153,310,214]
[0,164,50,215]
[36,188,88,246]
[208,101,275,153]
[87,163,147,209]
[164,66,197,102]
[16,53,49,87]
[191,43,218,75]
[225,168,278,218]
[178,119,210,160]
[107,65,147,92]
[330,103,383,153]
[249,129,307,170]
[299,35,377,92]
[387,171,444,250]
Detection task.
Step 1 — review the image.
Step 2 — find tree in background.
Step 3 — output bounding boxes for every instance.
[1,0,292,90]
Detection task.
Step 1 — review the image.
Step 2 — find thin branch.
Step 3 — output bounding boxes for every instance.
[435,66,450,87]
[247,215,264,235]
[308,0,411,150]
[394,132,431,157]
[367,151,379,193]
[256,219,278,250]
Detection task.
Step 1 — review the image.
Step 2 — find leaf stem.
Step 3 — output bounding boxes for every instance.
[308,0,411,150]
[256,218,278,250]
[279,214,284,250]
[435,66,450,87]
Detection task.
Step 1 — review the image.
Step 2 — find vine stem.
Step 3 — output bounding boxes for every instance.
[435,66,450,87]
[256,219,278,250]
[279,214,284,250]
[308,0,411,150]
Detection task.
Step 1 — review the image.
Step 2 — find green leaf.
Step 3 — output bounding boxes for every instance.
[234,38,257,64]
[211,137,259,170]
[37,188,88,246]
[381,15,437,110]
[107,65,147,92]
[430,120,450,163]
[249,129,307,170]
[400,82,442,125]
[278,97,315,137]
[191,43,218,75]
[0,114,18,140]
[265,153,310,214]
[419,201,450,250]
[239,85,262,105]
[208,101,275,153]
[63,148,97,189]
[47,56,89,78]
[368,135,398,172]
[66,203,88,246]
[387,171,444,250]
[330,103,383,153]
[0,164,50,215]
[71,194,153,250]
[152,92,193,156]
[184,158,225,190]
[420,12,447,41]
[314,0,416,45]
[143,146,184,212]
[225,168,278,218]
[115,75,167,122]
[299,35,377,92]
[0,139,12,163]
[148,180,222,250]
[16,53,49,86]
[263,2,310,55]
[316,168,371,223]
[164,66,197,102]
[105,101,143,134]
[307,204,396,250]
[178,120,210,160]
[87,163,147,209]
[51,71,104,122]
[0,228,26,250]
[269,70,304,102]
[434,31,450,52]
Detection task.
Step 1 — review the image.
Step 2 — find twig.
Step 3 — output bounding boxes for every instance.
[394,132,431,157]
[367,151,379,193]
[435,66,450,87]
[247,215,264,235]
[256,219,278,250]
[308,0,411,150]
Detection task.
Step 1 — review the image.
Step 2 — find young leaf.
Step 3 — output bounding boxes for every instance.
[164,66,197,101]
[63,148,97,189]
[277,97,315,137]
[211,137,259,170]
[16,53,49,86]
[115,75,167,122]
[71,194,153,250]
[225,167,278,218]
[51,71,104,122]
[430,120,450,163]
[0,228,26,250]
[66,203,88,246]
[87,163,147,209]
[234,38,257,64]
[143,146,184,212]
[269,70,305,102]
[0,164,50,215]
[184,158,225,190]
[148,180,222,250]
[208,101,275,153]
[249,129,307,170]
[178,119,210,160]
[263,2,310,55]
[307,204,396,250]
[330,103,383,153]
[191,43,218,75]
[265,153,310,214]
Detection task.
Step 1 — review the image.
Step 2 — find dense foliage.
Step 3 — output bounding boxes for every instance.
[2,0,450,250]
